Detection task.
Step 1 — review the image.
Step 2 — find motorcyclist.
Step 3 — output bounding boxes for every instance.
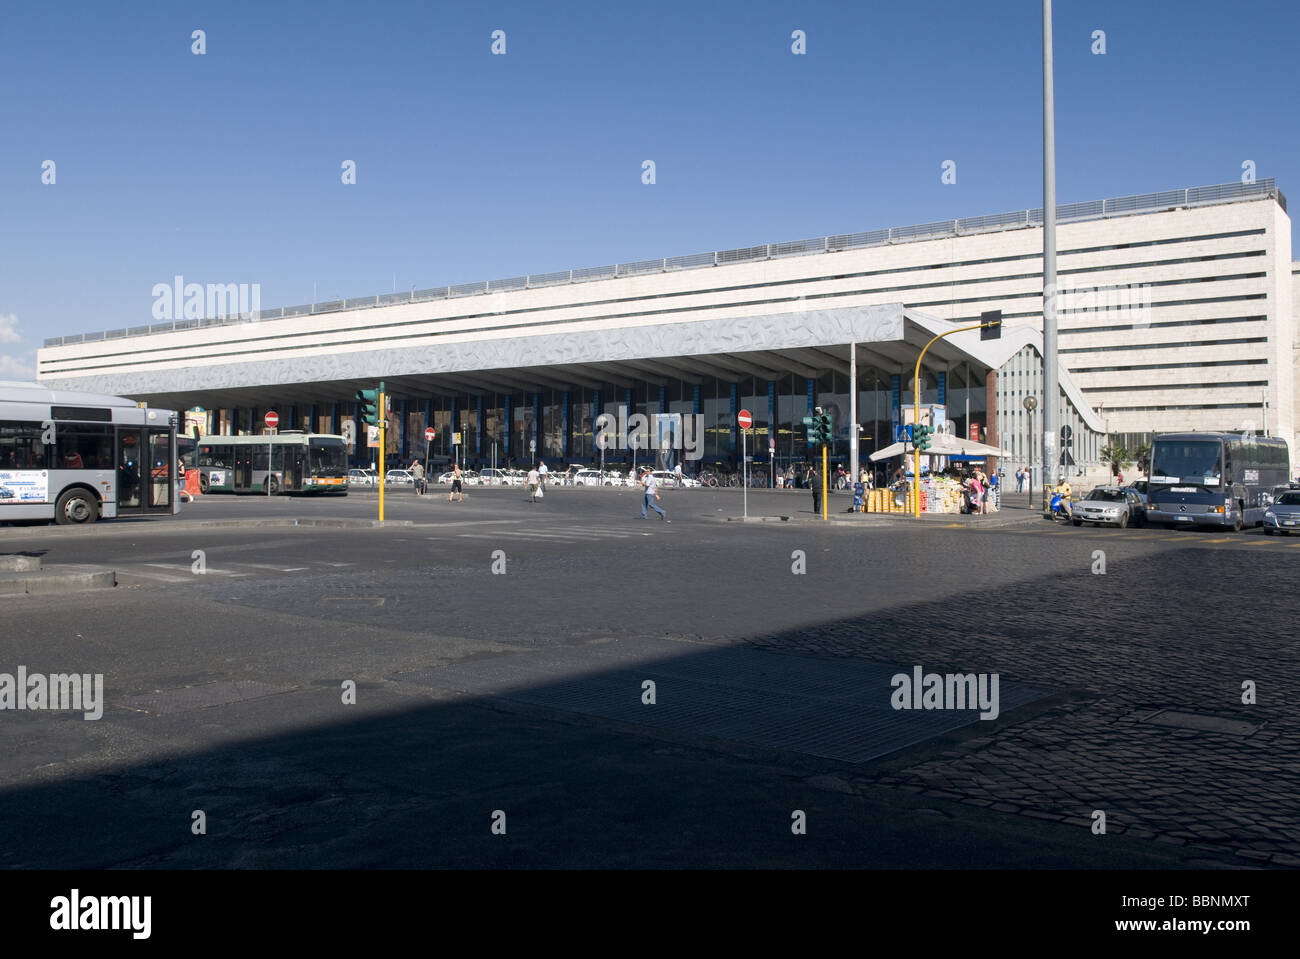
[1050,479,1073,518]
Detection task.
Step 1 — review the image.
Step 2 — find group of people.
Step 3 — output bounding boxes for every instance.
[961,467,997,514]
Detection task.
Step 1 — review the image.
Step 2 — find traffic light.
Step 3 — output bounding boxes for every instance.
[802,415,818,446]
[915,423,933,451]
[802,407,832,447]
[356,388,381,427]
[816,408,832,445]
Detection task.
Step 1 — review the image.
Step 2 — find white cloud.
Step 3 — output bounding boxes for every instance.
[0,354,36,380]
[0,314,20,343]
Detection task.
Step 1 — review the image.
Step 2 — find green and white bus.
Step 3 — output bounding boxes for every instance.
[190,432,349,494]
[0,381,179,524]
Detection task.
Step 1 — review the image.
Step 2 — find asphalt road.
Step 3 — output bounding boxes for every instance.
[2,483,1297,869]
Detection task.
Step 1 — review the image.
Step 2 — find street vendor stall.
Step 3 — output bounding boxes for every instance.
[865,436,1007,514]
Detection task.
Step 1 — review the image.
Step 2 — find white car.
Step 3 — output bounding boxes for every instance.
[574,469,605,487]
[385,469,415,486]
[478,468,509,486]
[347,468,377,488]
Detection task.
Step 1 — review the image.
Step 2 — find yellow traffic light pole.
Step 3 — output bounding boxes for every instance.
[912,323,983,518]
[378,386,386,522]
[822,444,828,520]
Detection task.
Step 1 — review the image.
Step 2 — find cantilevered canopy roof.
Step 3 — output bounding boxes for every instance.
[56,303,1099,430]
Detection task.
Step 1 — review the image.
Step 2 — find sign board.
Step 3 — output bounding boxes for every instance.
[264,411,279,429]
[425,428,436,442]
[769,439,775,452]
[737,409,752,429]
[367,425,380,449]
[0,470,48,504]
[969,424,981,443]
[452,432,461,446]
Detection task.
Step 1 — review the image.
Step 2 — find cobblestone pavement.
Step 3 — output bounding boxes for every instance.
[3,487,1297,867]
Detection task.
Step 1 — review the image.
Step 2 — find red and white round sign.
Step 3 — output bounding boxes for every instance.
[737,409,752,429]
[425,428,436,442]
[264,411,279,429]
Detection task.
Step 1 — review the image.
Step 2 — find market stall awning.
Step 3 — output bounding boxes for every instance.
[869,436,1007,462]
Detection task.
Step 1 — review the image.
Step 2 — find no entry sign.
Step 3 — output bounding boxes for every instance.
[425,427,436,442]
[737,409,752,429]
[264,411,279,429]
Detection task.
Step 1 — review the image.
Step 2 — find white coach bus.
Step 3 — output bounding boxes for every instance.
[0,381,180,525]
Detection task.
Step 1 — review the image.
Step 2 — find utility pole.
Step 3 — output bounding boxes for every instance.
[1042,0,1060,512]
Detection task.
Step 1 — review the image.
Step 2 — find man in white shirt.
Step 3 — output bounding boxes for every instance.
[526,465,541,503]
[538,460,548,487]
[640,468,667,521]
[673,462,683,486]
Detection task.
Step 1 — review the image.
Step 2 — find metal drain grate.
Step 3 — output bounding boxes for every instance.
[392,638,1051,764]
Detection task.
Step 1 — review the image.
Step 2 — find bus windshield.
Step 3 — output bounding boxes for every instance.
[309,440,347,475]
[1151,440,1222,485]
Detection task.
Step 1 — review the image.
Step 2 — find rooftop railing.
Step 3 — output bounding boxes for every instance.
[43,179,1284,348]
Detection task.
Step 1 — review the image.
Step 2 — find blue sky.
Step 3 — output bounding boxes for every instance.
[2,0,1297,378]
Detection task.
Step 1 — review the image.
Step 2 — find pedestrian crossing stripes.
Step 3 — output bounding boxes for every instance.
[122,559,357,584]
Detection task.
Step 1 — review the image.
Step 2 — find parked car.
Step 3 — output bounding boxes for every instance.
[1072,486,1145,528]
[1123,479,1148,506]
[385,469,415,486]
[478,468,509,486]
[347,468,377,488]
[1262,489,1300,534]
[1261,482,1300,507]
[573,469,605,487]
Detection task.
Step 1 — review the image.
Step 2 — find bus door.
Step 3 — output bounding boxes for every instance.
[116,428,143,510]
[147,429,173,511]
[235,445,254,491]
[290,446,306,490]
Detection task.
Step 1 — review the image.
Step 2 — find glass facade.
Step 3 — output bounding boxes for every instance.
[200,351,1105,480]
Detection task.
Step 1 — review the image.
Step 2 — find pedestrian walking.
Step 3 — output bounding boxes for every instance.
[526,465,541,503]
[448,462,464,502]
[640,467,667,521]
[809,463,821,515]
[538,460,549,488]
[411,459,425,495]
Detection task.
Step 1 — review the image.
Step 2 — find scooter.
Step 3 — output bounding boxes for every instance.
[1048,491,1072,522]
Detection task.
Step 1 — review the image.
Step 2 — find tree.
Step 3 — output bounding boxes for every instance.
[1101,443,1129,477]
[1131,442,1152,474]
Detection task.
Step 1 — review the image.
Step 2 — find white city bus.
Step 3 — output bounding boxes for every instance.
[0,381,180,525]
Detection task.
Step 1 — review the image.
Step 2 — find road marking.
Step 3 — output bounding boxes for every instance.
[1203,538,1233,543]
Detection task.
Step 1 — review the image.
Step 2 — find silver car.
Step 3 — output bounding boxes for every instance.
[1263,490,1300,535]
[1072,487,1146,528]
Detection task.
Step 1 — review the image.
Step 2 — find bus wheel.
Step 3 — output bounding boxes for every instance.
[1231,507,1243,533]
[268,476,280,494]
[199,474,210,493]
[55,489,98,525]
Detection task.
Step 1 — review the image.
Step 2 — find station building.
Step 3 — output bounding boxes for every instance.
[35,179,1293,478]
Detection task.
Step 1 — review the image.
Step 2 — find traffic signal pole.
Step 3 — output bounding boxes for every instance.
[821,444,828,521]
[913,323,984,518]
[378,382,386,522]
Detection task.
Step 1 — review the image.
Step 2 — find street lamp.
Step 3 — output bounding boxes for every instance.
[1023,395,1038,510]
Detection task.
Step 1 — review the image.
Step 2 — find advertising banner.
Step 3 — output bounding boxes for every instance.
[0,470,49,505]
